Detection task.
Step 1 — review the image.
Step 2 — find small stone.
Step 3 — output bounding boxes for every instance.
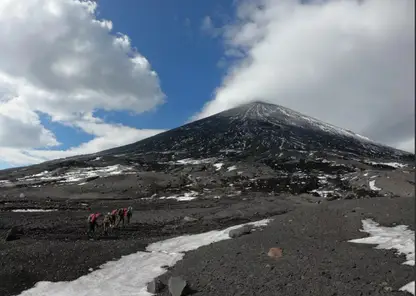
[229,225,253,238]
[147,278,165,294]
[19,193,25,198]
[267,247,283,259]
[183,216,197,222]
[383,286,393,292]
[168,276,187,296]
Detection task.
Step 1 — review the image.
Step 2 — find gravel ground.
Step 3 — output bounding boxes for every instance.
[156,196,415,296]
[0,195,293,296]
[0,193,413,296]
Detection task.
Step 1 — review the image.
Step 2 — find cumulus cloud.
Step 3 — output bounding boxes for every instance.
[0,0,165,166]
[195,0,415,152]
[0,125,164,166]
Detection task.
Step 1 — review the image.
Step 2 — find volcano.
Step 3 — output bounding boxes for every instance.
[1,102,414,296]
[0,101,413,200]
[95,101,411,161]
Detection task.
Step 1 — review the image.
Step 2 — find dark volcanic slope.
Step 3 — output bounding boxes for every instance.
[96,101,412,161]
[0,101,413,202]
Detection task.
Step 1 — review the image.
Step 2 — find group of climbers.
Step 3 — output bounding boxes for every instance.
[87,206,133,237]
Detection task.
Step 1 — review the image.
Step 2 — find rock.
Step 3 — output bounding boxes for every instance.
[183,216,197,222]
[5,226,22,241]
[229,225,253,238]
[19,193,25,198]
[168,276,187,296]
[147,278,165,294]
[267,247,283,259]
[344,192,356,199]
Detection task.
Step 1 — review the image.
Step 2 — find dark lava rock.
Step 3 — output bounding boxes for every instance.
[147,278,165,293]
[229,225,253,238]
[168,276,187,296]
[5,226,23,241]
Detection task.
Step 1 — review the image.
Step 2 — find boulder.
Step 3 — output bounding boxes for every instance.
[5,226,22,241]
[229,225,253,238]
[183,216,197,222]
[147,278,165,294]
[267,247,283,260]
[344,192,356,200]
[168,276,187,296]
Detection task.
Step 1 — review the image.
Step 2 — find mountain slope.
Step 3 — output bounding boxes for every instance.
[0,101,413,202]
[96,101,410,161]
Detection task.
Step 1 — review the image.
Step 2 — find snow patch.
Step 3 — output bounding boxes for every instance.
[213,163,223,171]
[370,162,407,169]
[16,165,135,185]
[349,219,415,295]
[310,190,334,198]
[17,219,272,296]
[227,165,237,172]
[12,209,58,212]
[369,180,381,191]
[176,158,215,165]
[0,180,12,186]
[160,191,199,201]
[148,219,272,253]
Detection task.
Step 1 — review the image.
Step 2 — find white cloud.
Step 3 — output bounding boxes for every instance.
[201,16,222,38]
[195,0,415,152]
[0,0,165,166]
[0,124,164,166]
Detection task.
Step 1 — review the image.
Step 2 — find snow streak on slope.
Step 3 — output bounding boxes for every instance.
[11,209,58,212]
[17,219,272,296]
[349,219,415,295]
[228,102,374,143]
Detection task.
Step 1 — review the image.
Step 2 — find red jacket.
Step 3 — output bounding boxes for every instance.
[89,213,100,223]
[123,208,128,216]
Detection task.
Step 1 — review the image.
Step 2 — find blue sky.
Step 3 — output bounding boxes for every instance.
[94,0,227,126]
[39,0,230,151]
[0,0,413,169]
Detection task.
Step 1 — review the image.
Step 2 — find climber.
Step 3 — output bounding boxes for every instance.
[87,212,101,238]
[102,212,112,235]
[110,209,118,227]
[116,208,125,227]
[126,206,133,224]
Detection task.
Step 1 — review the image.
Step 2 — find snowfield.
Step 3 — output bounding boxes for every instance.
[17,219,272,296]
[0,165,137,187]
[349,219,415,295]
